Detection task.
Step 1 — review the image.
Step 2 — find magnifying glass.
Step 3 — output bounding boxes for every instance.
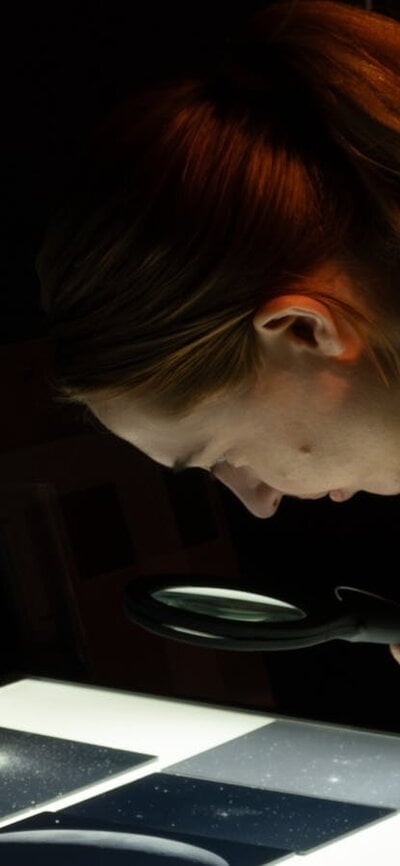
[123,574,400,651]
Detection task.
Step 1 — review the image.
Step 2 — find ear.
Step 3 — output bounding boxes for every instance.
[253,295,363,362]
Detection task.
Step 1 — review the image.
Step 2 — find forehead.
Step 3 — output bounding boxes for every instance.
[85,394,221,462]
[87,385,240,434]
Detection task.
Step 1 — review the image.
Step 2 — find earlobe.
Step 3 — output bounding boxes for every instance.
[253,294,362,361]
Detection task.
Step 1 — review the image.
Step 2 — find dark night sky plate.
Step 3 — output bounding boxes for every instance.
[0,726,156,820]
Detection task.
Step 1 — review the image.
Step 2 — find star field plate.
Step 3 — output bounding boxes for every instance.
[0,726,156,820]
[166,719,400,809]
[59,771,392,858]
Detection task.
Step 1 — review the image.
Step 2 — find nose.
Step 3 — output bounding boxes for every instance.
[211,464,284,519]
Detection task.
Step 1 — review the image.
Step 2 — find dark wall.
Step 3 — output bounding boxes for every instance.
[3,0,398,343]
[2,1,400,734]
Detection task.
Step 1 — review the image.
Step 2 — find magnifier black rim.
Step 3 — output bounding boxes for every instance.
[123,573,355,649]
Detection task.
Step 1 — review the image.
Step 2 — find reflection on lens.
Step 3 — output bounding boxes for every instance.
[152,585,307,623]
[171,626,225,639]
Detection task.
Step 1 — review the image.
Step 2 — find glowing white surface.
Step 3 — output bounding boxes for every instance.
[0,677,270,753]
[0,677,398,865]
[0,677,270,825]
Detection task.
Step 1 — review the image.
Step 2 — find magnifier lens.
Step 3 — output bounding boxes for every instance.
[152,586,307,623]
[170,626,226,640]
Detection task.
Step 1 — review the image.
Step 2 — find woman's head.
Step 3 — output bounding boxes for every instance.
[36,0,400,516]
[86,262,400,517]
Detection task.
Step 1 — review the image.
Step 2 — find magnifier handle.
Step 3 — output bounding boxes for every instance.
[347,619,400,645]
[337,587,400,645]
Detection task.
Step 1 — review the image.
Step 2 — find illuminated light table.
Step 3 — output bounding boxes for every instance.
[0,676,399,865]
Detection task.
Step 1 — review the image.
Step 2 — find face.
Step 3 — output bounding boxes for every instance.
[87,273,400,519]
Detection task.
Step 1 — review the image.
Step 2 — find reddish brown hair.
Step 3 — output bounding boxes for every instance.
[36,0,400,420]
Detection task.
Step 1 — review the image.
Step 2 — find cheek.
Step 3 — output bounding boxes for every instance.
[259,442,323,489]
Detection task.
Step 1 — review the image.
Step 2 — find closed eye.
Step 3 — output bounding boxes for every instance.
[207,456,228,473]
[172,455,227,474]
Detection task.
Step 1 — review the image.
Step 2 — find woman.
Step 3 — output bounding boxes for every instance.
[35,1,400,660]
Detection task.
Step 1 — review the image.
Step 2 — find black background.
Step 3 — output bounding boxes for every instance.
[2,0,400,734]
